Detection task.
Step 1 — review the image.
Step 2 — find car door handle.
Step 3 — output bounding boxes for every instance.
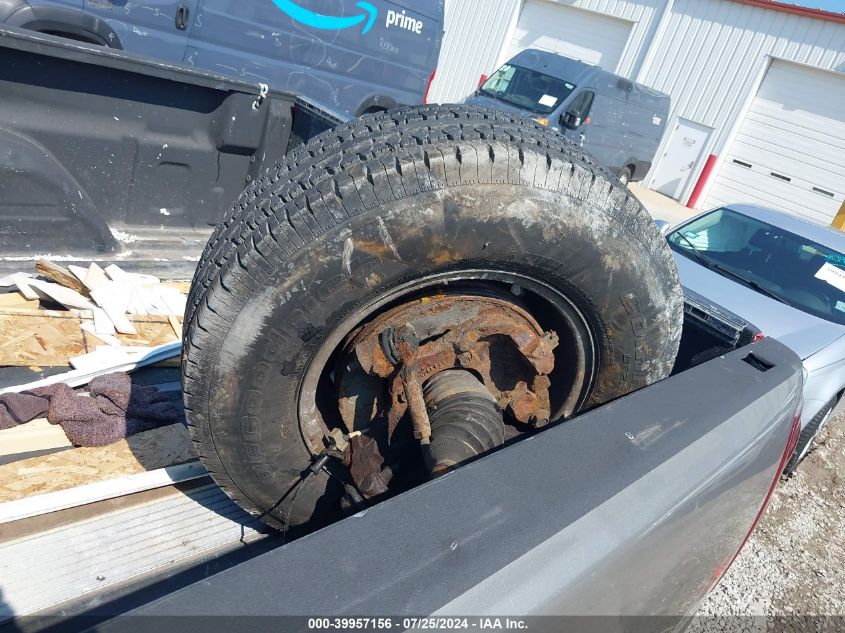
[175,5,190,30]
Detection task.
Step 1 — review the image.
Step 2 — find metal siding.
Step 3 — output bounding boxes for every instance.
[503,0,665,76]
[430,0,845,209]
[641,0,845,204]
[704,61,845,223]
[503,0,635,71]
[426,0,521,103]
[428,0,665,104]
[571,0,664,78]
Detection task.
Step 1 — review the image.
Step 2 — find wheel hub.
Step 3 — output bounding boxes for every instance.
[335,293,559,496]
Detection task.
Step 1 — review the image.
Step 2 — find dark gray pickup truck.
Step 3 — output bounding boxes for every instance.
[0,25,341,276]
[0,26,803,632]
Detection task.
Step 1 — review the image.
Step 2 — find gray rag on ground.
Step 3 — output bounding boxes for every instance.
[0,373,184,446]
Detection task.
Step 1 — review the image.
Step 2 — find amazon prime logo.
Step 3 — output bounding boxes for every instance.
[386,9,423,34]
[271,0,378,34]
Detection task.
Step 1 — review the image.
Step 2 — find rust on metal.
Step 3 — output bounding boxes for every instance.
[348,433,390,498]
[336,293,559,495]
[393,324,433,442]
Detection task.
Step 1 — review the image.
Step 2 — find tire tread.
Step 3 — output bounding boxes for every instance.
[183,105,681,524]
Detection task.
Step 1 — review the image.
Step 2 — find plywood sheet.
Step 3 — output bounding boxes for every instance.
[0,423,195,502]
[0,309,180,367]
[0,310,90,367]
[162,280,191,293]
[0,293,40,310]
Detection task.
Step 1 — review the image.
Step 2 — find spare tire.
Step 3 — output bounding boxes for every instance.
[182,104,684,534]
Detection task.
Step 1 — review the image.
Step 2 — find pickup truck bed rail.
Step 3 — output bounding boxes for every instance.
[1,337,801,632]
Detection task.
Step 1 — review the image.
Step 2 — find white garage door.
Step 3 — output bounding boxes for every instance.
[704,61,845,225]
[503,0,632,72]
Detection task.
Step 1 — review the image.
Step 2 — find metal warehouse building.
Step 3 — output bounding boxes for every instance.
[427,0,845,225]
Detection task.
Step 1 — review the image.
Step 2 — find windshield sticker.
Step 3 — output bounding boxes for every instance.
[836,301,845,313]
[815,262,845,293]
[538,94,558,107]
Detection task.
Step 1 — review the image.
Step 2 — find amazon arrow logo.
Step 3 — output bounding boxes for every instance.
[271,0,378,34]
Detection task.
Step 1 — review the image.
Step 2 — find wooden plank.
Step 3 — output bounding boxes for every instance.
[0,341,181,394]
[168,314,181,337]
[35,259,87,294]
[27,279,95,311]
[0,273,32,288]
[82,262,109,292]
[104,263,130,281]
[0,307,182,323]
[0,419,72,457]
[14,278,39,301]
[161,280,191,293]
[70,347,144,371]
[0,461,206,524]
[67,264,89,285]
[91,282,136,334]
[80,322,121,346]
[92,306,116,335]
[0,292,39,310]
[0,310,90,367]
[0,419,73,459]
[157,286,187,315]
[80,318,176,351]
[0,310,178,367]
[0,294,182,366]
[0,423,197,503]
[0,307,75,319]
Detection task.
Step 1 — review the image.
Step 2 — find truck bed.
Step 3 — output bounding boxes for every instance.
[1,336,801,631]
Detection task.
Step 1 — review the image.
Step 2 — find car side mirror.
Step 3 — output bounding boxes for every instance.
[654,220,671,235]
[561,111,581,130]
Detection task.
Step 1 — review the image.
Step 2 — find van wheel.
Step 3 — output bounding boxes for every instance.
[182,105,684,535]
[618,167,633,186]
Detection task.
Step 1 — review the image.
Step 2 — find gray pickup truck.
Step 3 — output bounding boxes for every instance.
[0,27,803,631]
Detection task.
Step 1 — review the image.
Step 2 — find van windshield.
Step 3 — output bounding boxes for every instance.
[480,64,576,114]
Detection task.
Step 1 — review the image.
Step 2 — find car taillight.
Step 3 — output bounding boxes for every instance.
[706,395,802,590]
[422,68,437,104]
[751,331,766,343]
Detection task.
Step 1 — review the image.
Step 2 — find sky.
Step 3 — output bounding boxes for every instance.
[791,0,845,12]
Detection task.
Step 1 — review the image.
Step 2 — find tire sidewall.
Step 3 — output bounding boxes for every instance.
[204,182,680,521]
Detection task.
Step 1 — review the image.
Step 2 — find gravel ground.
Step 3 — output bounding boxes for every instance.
[691,410,845,632]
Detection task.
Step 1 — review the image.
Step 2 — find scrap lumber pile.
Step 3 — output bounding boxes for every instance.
[0,260,188,370]
[0,260,198,511]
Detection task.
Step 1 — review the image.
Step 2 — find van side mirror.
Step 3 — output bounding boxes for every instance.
[561,111,582,130]
[654,220,671,235]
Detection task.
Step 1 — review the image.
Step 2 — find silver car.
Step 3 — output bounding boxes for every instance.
[662,203,845,474]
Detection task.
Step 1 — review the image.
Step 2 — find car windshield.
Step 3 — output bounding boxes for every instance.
[479,64,576,114]
[668,208,845,326]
